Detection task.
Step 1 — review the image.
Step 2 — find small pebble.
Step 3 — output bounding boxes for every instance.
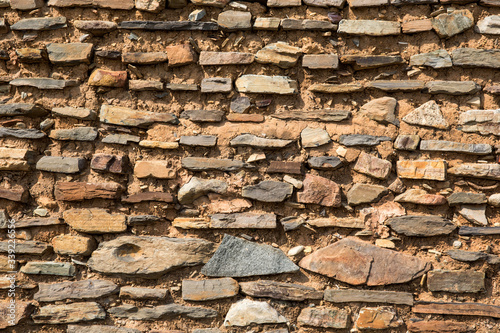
[288,245,304,256]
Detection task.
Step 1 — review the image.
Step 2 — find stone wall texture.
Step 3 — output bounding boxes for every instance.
[1,0,500,331]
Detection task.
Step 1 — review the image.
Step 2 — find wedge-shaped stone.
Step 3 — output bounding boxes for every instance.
[356,307,403,330]
[410,49,452,68]
[210,213,276,229]
[425,81,480,95]
[0,240,51,254]
[199,51,254,65]
[88,69,127,87]
[224,299,287,326]
[34,280,119,302]
[340,55,403,70]
[459,204,488,225]
[91,154,128,174]
[32,302,105,324]
[324,289,413,306]
[52,234,95,256]
[178,177,227,204]
[297,174,341,207]
[308,156,342,170]
[407,320,469,333]
[88,236,215,276]
[459,109,499,136]
[63,208,127,233]
[119,21,218,31]
[403,101,448,129]
[303,54,339,69]
[254,17,281,30]
[74,20,118,34]
[448,192,487,205]
[120,286,168,299]
[397,160,446,181]
[182,278,239,301]
[281,19,336,30]
[272,109,351,122]
[109,303,217,320]
[0,103,47,117]
[347,184,388,205]
[367,80,425,91]
[299,237,431,285]
[49,127,98,141]
[236,75,298,94]
[309,83,364,93]
[413,302,500,318]
[242,181,293,202]
[36,156,86,174]
[386,215,456,236]
[353,152,391,179]
[240,280,323,301]
[180,109,224,122]
[338,19,401,36]
[201,234,299,277]
[46,43,93,65]
[11,17,67,31]
[427,270,484,293]
[48,0,134,8]
[182,157,244,171]
[420,140,491,155]
[67,326,141,333]
[10,78,78,90]
[52,107,96,120]
[122,52,168,65]
[448,163,500,180]
[298,307,349,328]
[301,127,331,148]
[129,80,163,91]
[0,187,28,202]
[395,189,446,205]
[339,134,391,146]
[100,104,179,128]
[55,182,122,201]
[20,261,75,276]
[432,9,473,39]
[230,134,294,148]
[446,249,500,264]
[452,48,500,68]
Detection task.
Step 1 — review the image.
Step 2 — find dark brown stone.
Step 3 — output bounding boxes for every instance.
[427,270,485,293]
[413,302,500,318]
[90,154,128,174]
[0,186,28,202]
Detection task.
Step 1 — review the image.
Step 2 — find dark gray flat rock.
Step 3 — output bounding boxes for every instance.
[119,21,218,31]
[0,127,45,139]
[386,215,456,236]
[339,134,392,146]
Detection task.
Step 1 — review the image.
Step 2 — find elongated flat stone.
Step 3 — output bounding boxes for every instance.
[134,161,176,179]
[230,134,293,148]
[182,278,239,301]
[201,234,299,277]
[52,234,95,256]
[446,249,500,264]
[109,303,217,320]
[236,75,298,94]
[139,140,178,150]
[307,218,364,228]
[459,226,500,236]
[386,215,456,236]
[11,17,67,31]
[0,240,50,254]
[448,163,500,180]
[410,49,452,68]
[255,42,301,69]
[211,213,276,229]
[0,217,61,229]
[100,104,178,128]
[180,135,217,147]
[413,302,500,318]
[32,302,105,324]
[395,189,447,205]
[199,51,254,65]
[63,208,127,233]
[0,103,47,117]
[448,192,487,205]
[308,156,342,170]
[102,134,140,145]
[339,134,391,146]
[281,19,336,30]
[180,109,224,122]
[459,109,499,136]
[47,43,93,65]
[122,52,168,65]
[452,48,500,68]
[52,107,96,120]
[324,289,413,306]
[20,261,75,276]
[55,182,122,201]
[88,236,214,276]
[129,80,163,91]
[407,320,469,333]
[402,19,433,33]
[309,83,364,93]
[119,286,168,299]
[254,17,281,30]
[303,54,339,69]
[0,128,45,140]
[427,270,484,293]
[123,192,173,203]
[367,80,425,91]
[10,78,78,90]
[338,19,401,36]
[356,307,403,330]
[36,156,86,174]
[267,161,303,174]
[240,280,323,301]
[182,157,244,171]
[397,160,446,181]
[298,307,349,328]
[120,21,218,30]
[49,127,98,141]
[272,109,351,122]
[348,0,387,6]
[340,55,403,70]
[420,140,491,155]
[34,280,119,302]
[425,81,480,95]
[304,0,345,6]
[74,20,118,34]
[67,326,141,333]
[242,181,293,202]
[299,237,431,285]
[48,0,134,9]
[201,78,232,93]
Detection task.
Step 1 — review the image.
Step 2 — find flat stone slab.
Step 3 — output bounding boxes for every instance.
[88,236,215,277]
[123,192,174,203]
[240,280,323,301]
[47,43,93,65]
[407,320,469,333]
[0,128,45,139]
[367,80,425,91]
[448,192,487,206]
[20,261,75,276]
[0,240,51,254]
[282,19,336,30]
[298,307,349,328]
[267,161,303,174]
[324,289,413,305]
[427,270,485,293]
[182,278,239,301]
[74,20,118,34]
[459,204,488,226]
[452,48,500,68]
[48,0,134,9]
[459,109,499,136]
[459,226,500,236]
[309,83,364,93]
[34,280,119,302]
[338,19,401,35]
[353,152,391,179]
[431,9,474,39]
[299,237,431,285]
[0,103,48,117]
[178,177,227,204]
[413,302,500,318]
[448,163,500,180]
[347,183,388,205]
[49,127,98,141]
[119,286,168,300]
[236,75,298,94]
[201,78,232,93]
[52,107,96,120]
[446,249,500,264]
[63,208,127,233]
[386,215,456,236]
[67,326,141,333]
[199,51,254,65]
[420,140,491,155]
[340,54,403,70]
[297,174,342,207]
[182,157,244,171]
[242,180,293,202]
[102,134,140,145]
[0,217,61,229]
[356,306,403,330]
[11,17,67,31]
[255,42,301,69]
[122,52,168,65]
[339,134,391,146]
[55,182,122,201]
[410,49,452,68]
[425,81,480,95]
[109,303,217,320]
[307,218,365,229]
[210,213,276,229]
[301,127,331,147]
[302,54,339,69]
[308,156,342,170]
[224,299,287,326]
[10,78,78,89]
[119,21,218,30]
[32,302,105,324]
[100,105,178,128]
[36,156,86,174]
[179,135,217,147]
[201,234,299,277]
[180,109,224,122]
[230,134,294,148]
[397,160,446,181]
[273,109,351,122]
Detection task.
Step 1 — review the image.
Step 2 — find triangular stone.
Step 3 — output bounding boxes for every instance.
[403,100,449,129]
[201,234,299,277]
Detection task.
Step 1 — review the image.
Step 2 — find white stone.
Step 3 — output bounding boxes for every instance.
[224,299,287,326]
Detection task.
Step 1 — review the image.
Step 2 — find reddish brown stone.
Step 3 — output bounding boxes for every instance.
[0,186,28,202]
[395,189,447,205]
[226,113,265,122]
[54,182,122,201]
[297,174,341,207]
[91,154,128,174]
[267,161,303,174]
[0,301,33,329]
[407,320,469,332]
[122,192,174,203]
[166,44,196,67]
[356,307,403,330]
[412,302,500,318]
[88,69,127,87]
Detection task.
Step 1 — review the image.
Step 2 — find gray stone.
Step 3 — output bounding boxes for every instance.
[427,270,485,293]
[74,20,118,35]
[281,19,336,30]
[347,184,388,205]
[102,134,141,145]
[425,81,480,95]
[280,216,305,231]
[431,9,474,39]
[201,234,299,277]
[109,303,217,320]
[394,134,420,150]
[49,127,98,141]
[119,286,168,299]
[48,0,134,9]
[182,278,239,301]
[179,135,217,147]
[489,194,500,206]
[224,299,287,327]
[236,75,298,95]
[0,103,48,117]
[52,107,96,120]
[410,49,452,68]
[420,140,491,155]
[136,0,166,12]
[255,42,301,69]
[210,213,276,229]
[340,54,403,70]
[178,177,228,204]
[201,77,232,93]
[230,134,294,148]
[324,289,413,306]
[127,215,163,224]
[240,280,323,301]
[20,261,75,276]
[67,326,141,333]
[307,156,342,170]
[459,205,488,226]
[11,0,44,10]
[448,163,500,180]
[10,78,78,90]
[34,280,119,302]
[11,17,67,31]
[0,240,50,254]
[459,110,499,136]
[189,9,206,21]
[446,250,500,264]
[36,156,86,174]
[118,21,218,31]
[182,157,244,172]
[339,134,392,146]
[218,10,251,30]
[386,215,456,236]
[367,80,425,91]
[180,109,224,122]
[338,19,401,36]
[309,83,364,93]
[272,109,351,122]
[301,127,331,148]
[448,192,487,206]
[122,52,168,65]
[403,100,449,129]
[0,128,45,139]
[88,236,215,277]
[452,48,500,68]
[46,43,93,65]
[32,302,105,324]
[230,96,251,113]
[476,15,500,34]
[302,54,339,69]
[242,181,293,202]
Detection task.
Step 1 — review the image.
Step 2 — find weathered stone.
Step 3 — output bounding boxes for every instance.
[191,0,229,6]
[165,43,196,66]
[182,157,244,172]
[300,238,430,285]
[266,161,303,174]
[432,10,474,38]
[302,54,338,69]
[139,140,178,150]
[63,208,127,233]
[298,307,349,328]
[420,140,491,155]
[407,320,469,333]
[11,17,67,31]
[182,278,239,301]
[0,128,45,140]
[0,240,50,254]
[36,156,86,174]
[224,299,287,326]
[226,113,265,122]
[120,286,168,299]
[180,135,217,147]
[172,218,210,229]
[109,303,217,320]
[282,19,336,30]
[49,127,98,141]
[202,234,299,277]
[452,48,500,68]
[11,0,43,10]
[136,0,166,12]
[201,77,232,93]
[91,154,128,174]
[52,107,96,120]
[0,148,34,170]
[20,261,75,276]
[347,0,387,6]
[95,50,122,59]
[236,75,298,94]
[129,80,163,91]
[55,182,122,201]
[178,177,227,204]
[0,301,32,329]
[459,226,500,236]
[448,163,500,180]
[102,134,140,145]
[120,20,218,31]
[48,0,134,9]
[301,127,331,148]
[32,302,105,324]
[397,160,446,181]
[459,109,499,136]
[210,213,276,229]
[16,48,45,63]
[230,134,293,148]
[122,52,168,65]
[489,193,500,206]
[395,189,447,205]
[402,19,433,33]
[88,69,127,87]
[10,78,78,90]
[74,20,118,34]
[241,280,322,301]
[356,307,403,330]
[347,184,388,205]
[123,192,174,203]
[46,43,93,65]
[209,198,252,214]
[274,110,351,122]
[52,234,95,256]
[425,81,480,95]
[280,216,305,231]
[410,49,452,68]
[307,156,342,170]
[34,280,118,302]
[338,19,401,36]
[230,96,251,114]
[100,105,178,128]
[0,217,61,229]
[339,134,392,146]
[353,152,392,179]
[368,80,425,91]
[297,174,341,207]
[127,215,164,224]
[0,187,28,202]
[427,270,484,293]
[446,249,500,265]
[199,51,254,65]
[304,0,345,6]
[324,289,413,306]
[218,11,251,30]
[254,17,281,30]
[166,83,198,91]
[476,15,500,35]
[359,96,397,124]
[341,55,403,70]
[88,236,214,276]
[459,204,488,226]
[413,302,500,318]
[307,217,365,228]
[386,215,456,236]
[267,0,301,6]
[67,326,141,333]
[0,103,47,117]
[403,101,448,129]
[309,83,364,93]
[134,160,176,179]
[242,181,293,202]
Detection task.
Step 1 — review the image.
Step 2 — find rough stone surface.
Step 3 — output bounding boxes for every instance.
[395,189,447,205]
[109,303,217,320]
[397,160,446,181]
[240,280,323,301]
[347,184,388,205]
[432,10,474,38]
[324,289,414,305]
[120,286,168,300]
[223,299,287,326]
[34,280,119,302]
[403,100,449,129]
[359,96,397,124]
[178,177,227,204]
[32,302,105,324]
[182,278,239,301]
[338,19,401,35]
[420,140,491,155]
[36,156,86,174]
[297,174,342,207]
[427,270,485,293]
[355,307,403,330]
[20,261,75,276]
[100,105,178,128]
[242,181,293,202]
[386,215,456,236]
[458,204,488,226]
[230,134,294,148]
[63,208,127,233]
[134,161,176,179]
[353,152,392,179]
[410,49,452,68]
[298,307,349,328]
[339,134,392,146]
[236,75,298,94]
[448,163,500,180]
[301,127,331,147]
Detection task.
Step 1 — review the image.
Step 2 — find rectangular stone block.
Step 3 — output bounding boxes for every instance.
[427,270,485,293]
[55,182,122,201]
[134,161,176,179]
[254,17,281,30]
[99,104,178,128]
[48,0,135,9]
[91,154,128,173]
[46,43,93,65]
[303,54,339,69]
[199,51,254,65]
[63,208,127,233]
[397,160,446,181]
[36,156,86,174]
[324,289,413,305]
[201,77,232,93]
[182,278,239,301]
[236,75,298,94]
[402,19,433,33]
[338,19,401,36]
[448,163,500,180]
[122,52,168,65]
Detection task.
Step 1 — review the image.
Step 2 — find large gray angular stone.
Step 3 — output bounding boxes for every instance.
[201,234,299,277]
[36,156,86,174]
[427,270,485,293]
[452,48,500,68]
[242,180,293,202]
[425,81,480,95]
[448,192,487,206]
[420,140,492,155]
[49,127,98,141]
[459,205,488,226]
[109,303,217,320]
[34,280,119,302]
[20,261,75,276]
[0,128,45,139]
[431,9,474,39]
[179,135,217,147]
[386,215,456,236]
[476,15,500,34]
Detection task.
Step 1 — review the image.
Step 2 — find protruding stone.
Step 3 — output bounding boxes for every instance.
[11,0,44,10]
[182,278,239,301]
[253,17,281,30]
[32,302,105,324]
[122,52,168,65]
[218,10,251,30]
[307,156,342,170]
[403,101,448,129]
[425,81,480,95]
[63,208,127,233]
[34,280,119,302]
[420,140,491,155]
[338,19,401,36]
[230,134,294,148]
[413,302,500,319]
[410,50,452,68]
[100,105,178,128]
[242,181,293,202]
[67,326,141,333]
[166,43,197,66]
[240,280,323,301]
[359,97,397,124]
[0,301,32,329]
[199,51,254,65]
[36,156,86,174]
[236,75,298,95]
[452,48,500,68]
[210,213,276,229]
[407,320,469,333]
[309,83,364,93]
[134,160,176,179]
[273,110,351,122]
[307,217,365,229]
[459,109,499,136]
[109,303,216,320]
[431,9,474,39]
[448,192,487,206]
[347,184,388,205]
[402,19,433,33]
[16,48,45,63]
[298,307,349,328]
[178,177,227,204]
[367,80,425,91]
[303,54,339,69]
[136,0,166,12]
[267,161,303,174]
[119,20,218,31]
[459,205,488,226]
[123,192,174,203]
[102,134,140,145]
[180,135,217,147]
[0,103,48,117]
[394,134,420,150]
[91,154,128,174]
[427,270,485,293]
[386,215,456,236]
[297,174,341,207]
[304,0,345,6]
[129,80,163,91]
[397,160,446,181]
[341,55,403,70]
[48,0,134,9]
[356,307,403,330]
[353,152,392,179]
[10,78,78,90]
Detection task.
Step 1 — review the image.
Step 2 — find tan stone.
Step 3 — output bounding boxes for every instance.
[356,307,403,330]
[397,160,446,181]
[139,140,179,149]
[88,69,127,87]
[0,255,15,272]
[402,19,433,33]
[353,152,392,179]
[134,161,176,179]
[166,44,196,66]
[52,234,96,256]
[63,208,127,234]
[182,278,239,301]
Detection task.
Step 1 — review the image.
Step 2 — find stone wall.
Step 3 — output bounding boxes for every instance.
[0,0,500,331]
